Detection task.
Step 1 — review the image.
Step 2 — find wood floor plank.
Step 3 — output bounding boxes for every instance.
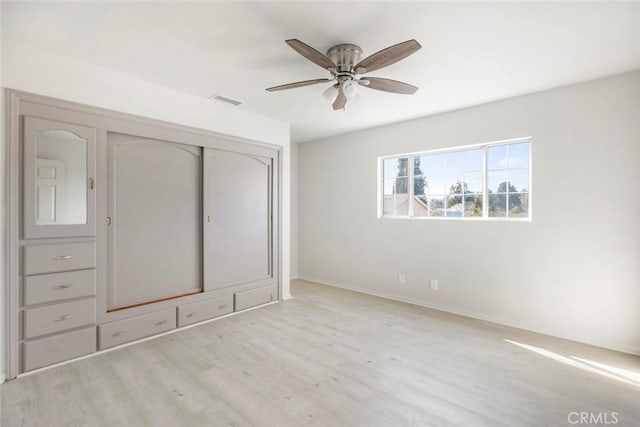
[2,280,639,426]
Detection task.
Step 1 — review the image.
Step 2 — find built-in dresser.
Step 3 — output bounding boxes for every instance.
[6,90,281,380]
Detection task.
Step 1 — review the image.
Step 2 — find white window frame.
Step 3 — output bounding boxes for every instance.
[377,137,532,221]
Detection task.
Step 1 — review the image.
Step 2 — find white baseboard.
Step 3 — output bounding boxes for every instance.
[299,276,640,356]
[0,373,5,384]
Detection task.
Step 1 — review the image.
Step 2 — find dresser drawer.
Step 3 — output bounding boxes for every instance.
[235,284,277,311]
[24,298,96,339]
[23,327,96,372]
[24,242,96,275]
[24,269,96,306]
[99,308,176,350]
[177,295,233,327]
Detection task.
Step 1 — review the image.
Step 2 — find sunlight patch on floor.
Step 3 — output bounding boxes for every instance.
[504,339,640,388]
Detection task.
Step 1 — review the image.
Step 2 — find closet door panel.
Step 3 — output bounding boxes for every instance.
[108,133,202,310]
[204,149,271,290]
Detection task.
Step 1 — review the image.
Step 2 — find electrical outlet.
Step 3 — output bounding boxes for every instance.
[430,279,438,291]
[398,273,406,284]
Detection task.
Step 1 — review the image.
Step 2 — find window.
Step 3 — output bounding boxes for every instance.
[382,157,409,216]
[379,139,531,220]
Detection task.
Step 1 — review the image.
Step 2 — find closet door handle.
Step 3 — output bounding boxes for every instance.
[54,314,72,321]
[53,255,72,261]
[53,284,72,290]
[89,177,95,190]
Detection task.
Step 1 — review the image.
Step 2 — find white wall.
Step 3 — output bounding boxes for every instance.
[290,142,299,279]
[299,71,640,355]
[1,41,291,381]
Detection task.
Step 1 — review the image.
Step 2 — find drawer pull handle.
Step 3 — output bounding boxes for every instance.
[53,284,72,290]
[218,304,228,309]
[155,320,167,326]
[186,313,194,318]
[54,314,72,321]
[54,255,73,261]
[112,331,126,337]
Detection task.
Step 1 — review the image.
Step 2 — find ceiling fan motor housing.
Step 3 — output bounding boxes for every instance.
[327,44,363,74]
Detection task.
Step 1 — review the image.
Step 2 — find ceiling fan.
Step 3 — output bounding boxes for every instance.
[266,39,421,111]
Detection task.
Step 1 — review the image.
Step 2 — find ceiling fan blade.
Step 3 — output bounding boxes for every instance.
[354,39,421,74]
[333,85,347,110]
[286,39,337,71]
[361,77,418,95]
[266,78,332,92]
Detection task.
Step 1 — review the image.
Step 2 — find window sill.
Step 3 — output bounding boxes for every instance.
[378,215,532,222]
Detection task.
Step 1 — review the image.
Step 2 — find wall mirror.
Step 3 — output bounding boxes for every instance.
[35,130,88,225]
[24,116,97,238]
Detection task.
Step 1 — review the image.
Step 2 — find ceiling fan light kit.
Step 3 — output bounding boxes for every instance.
[266,38,422,111]
[342,80,358,99]
[322,85,339,102]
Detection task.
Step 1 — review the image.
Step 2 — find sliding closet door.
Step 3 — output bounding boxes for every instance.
[204,149,273,290]
[107,133,202,310]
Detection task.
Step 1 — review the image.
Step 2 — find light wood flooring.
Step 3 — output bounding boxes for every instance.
[2,280,640,426]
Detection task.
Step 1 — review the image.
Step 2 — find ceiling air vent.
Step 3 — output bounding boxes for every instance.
[208,93,243,107]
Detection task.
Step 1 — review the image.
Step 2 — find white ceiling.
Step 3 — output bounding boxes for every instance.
[3,1,639,142]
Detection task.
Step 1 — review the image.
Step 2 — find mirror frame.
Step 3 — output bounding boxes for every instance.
[24,116,97,239]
